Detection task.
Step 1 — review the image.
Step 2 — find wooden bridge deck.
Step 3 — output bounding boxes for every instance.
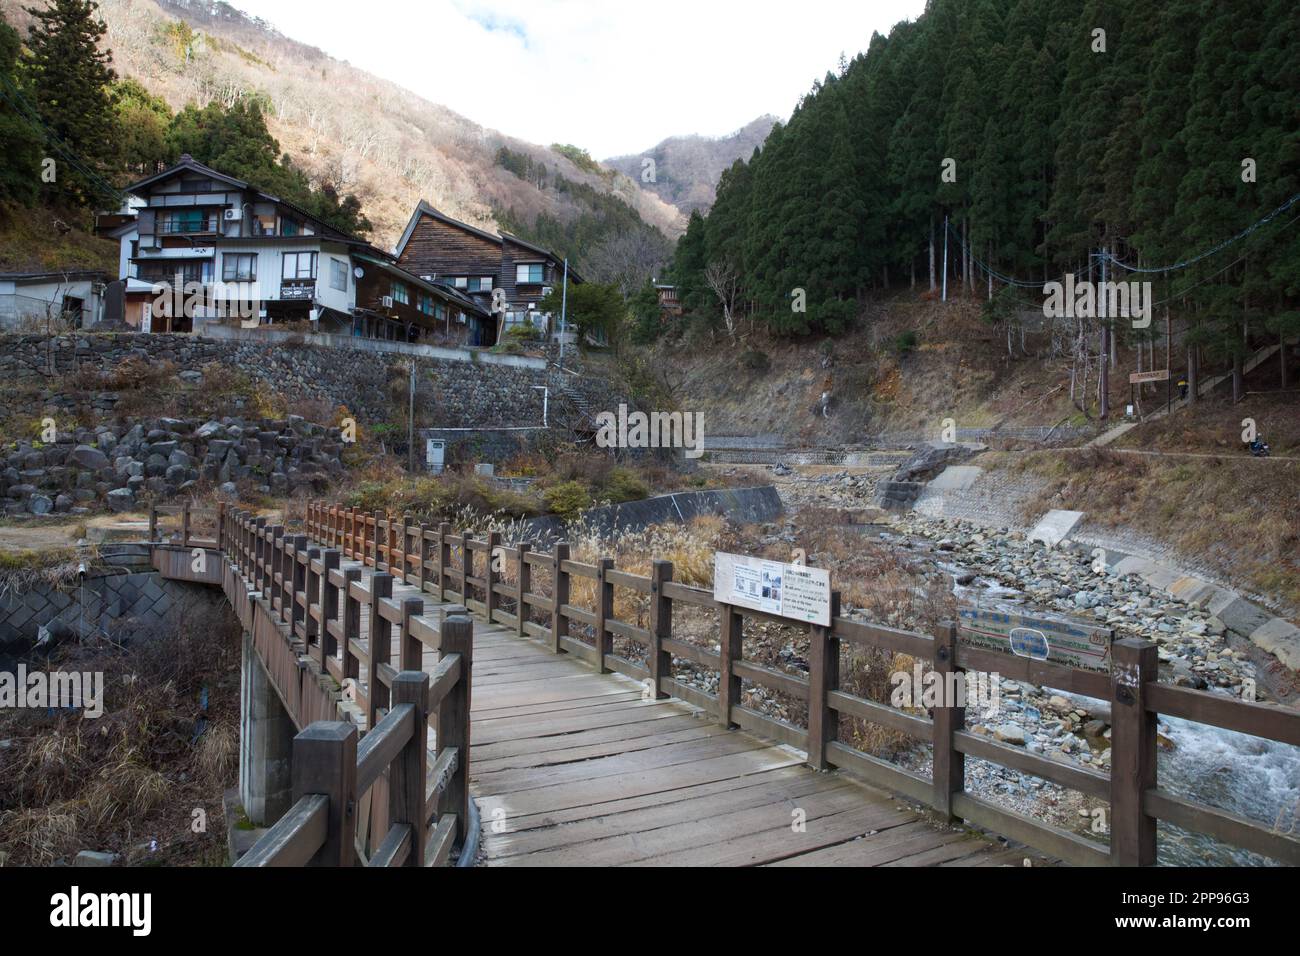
[340,558,1031,867]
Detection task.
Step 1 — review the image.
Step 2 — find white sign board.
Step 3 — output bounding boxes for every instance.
[713,552,832,626]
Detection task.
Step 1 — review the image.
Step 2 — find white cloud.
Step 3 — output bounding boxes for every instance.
[230,0,926,157]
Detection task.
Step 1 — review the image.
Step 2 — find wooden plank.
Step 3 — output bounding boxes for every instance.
[484,769,849,861]
[951,793,1109,867]
[627,802,914,867]
[1144,789,1300,866]
[235,794,329,868]
[1146,683,1300,745]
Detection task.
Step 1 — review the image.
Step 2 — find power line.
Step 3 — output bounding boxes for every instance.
[1101,191,1300,275]
[0,73,132,205]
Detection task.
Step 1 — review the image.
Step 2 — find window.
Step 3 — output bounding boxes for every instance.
[417,293,433,315]
[391,281,409,305]
[456,310,466,324]
[222,253,257,282]
[161,209,207,234]
[138,260,211,284]
[466,276,493,293]
[434,303,446,321]
[452,276,468,289]
[516,263,544,284]
[282,252,317,280]
[330,258,348,292]
[281,218,301,237]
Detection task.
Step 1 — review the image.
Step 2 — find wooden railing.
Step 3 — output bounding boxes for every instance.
[301,499,1300,868]
[220,506,473,867]
[148,502,224,549]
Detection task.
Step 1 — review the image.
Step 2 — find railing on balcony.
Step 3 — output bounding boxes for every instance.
[158,216,222,235]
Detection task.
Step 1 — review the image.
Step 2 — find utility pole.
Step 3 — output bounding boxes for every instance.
[408,360,416,474]
[941,215,949,303]
[1099,249,1110,420]
[558,258,569,371]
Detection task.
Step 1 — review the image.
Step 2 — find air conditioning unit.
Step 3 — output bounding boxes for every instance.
[542,287,553,296]
[382,295,394,309]
[223,208,241,221]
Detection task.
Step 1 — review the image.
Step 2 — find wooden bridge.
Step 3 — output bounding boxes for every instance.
[149,502,1300,867]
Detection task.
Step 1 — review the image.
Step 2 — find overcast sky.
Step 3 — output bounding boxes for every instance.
[230,0,926,158]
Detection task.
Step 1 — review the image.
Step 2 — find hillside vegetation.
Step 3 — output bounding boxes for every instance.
[606,115,778,215]
[663,0,1300,425]
[0,0,682,266]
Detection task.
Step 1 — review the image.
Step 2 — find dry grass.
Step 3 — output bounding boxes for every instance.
[1016,448,1300,614]
[0,607,242,866]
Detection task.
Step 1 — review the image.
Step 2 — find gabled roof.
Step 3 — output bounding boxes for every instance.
[125,155,250,195]
[0,270,110,283]
[125,155,359,243]
[394,200,503,257]
[393,200,583,283]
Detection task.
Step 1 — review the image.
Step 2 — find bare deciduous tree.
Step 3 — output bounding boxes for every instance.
[704,260,741,339]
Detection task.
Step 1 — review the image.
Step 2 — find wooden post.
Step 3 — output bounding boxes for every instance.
[148,504,157,544]
[321,550,341,663]
[342,567,362,703]
[807,591,842,771]
[254,517,267,592]
[291,722,357,866]
[594,557,614,674]
[718,604,743,728]
[268,525,284,608]
[372,510,383,569]
[437,615,474,847]
[291,535,309,638]
[930,621,964,817]
[1110,638,1159,866]
[368,573,394,732]
[217,502,226,551]
[305,544,321,653]
[418,524,430,595]
[458,534,469,605]
[552,542,570,655]
[516,542,531,638]
[648,560,673,700]
[182,502,191,547]
[392,515,408,582]
[400,597,424,673]
[390,671,430,867]
[485,531,502,624]
[437,522,451,602]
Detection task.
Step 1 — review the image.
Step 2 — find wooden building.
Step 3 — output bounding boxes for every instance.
[393,201,582,347]
[108,156,489,340]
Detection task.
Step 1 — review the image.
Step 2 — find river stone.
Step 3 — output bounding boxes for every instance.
[70,445,110,471]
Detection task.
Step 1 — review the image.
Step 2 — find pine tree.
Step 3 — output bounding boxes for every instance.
[24,0,119,208]
[0,17,43,204]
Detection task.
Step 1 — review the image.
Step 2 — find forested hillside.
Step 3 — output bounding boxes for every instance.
[0,0,680,274]
[669,0,1300,406]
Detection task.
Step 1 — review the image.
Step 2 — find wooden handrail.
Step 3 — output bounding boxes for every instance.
[232,501,1300,868]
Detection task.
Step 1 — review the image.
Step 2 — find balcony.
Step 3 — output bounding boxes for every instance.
[158,216,221,236]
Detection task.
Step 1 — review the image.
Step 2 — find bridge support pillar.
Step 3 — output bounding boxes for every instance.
[239,630,295,827]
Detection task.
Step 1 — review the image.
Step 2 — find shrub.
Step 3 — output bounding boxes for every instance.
[891,330,919,356]
[600,467,650,504]
[543,481,591,522]
[739,350,771,373]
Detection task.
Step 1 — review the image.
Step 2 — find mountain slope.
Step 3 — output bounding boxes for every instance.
[0,0,683,255]
[604,115,778,215]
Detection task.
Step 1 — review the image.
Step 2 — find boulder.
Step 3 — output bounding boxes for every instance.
[105,488,135,513]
